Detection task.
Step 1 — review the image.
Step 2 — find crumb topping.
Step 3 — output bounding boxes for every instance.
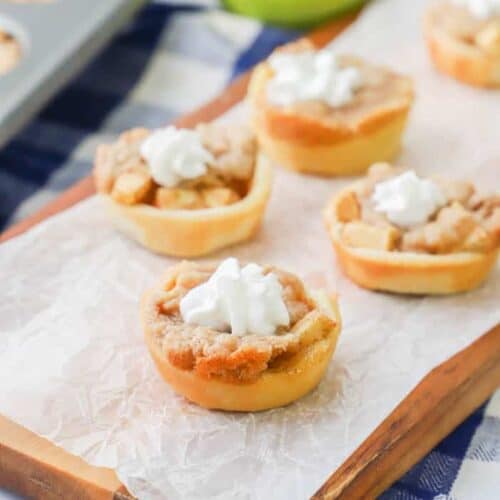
[93,124,257,209]
[263,40,413,130]
[142,261,334,383]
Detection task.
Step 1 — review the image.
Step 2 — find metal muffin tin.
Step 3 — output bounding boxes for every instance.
[0,0,147,148]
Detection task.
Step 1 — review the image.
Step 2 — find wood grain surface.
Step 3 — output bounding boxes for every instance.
[1,11,499,500]
[313,324,500,499]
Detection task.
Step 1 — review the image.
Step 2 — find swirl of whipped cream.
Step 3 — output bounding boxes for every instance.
[372,171,447,228]
[180,258,290,337]
[266,47,363,108]
[140,126,214,188]
[452,0,500,19]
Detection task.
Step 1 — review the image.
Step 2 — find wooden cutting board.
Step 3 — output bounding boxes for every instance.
[1,15,499,500]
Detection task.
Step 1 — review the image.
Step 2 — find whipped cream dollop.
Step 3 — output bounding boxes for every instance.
[180,258,290,337]
[266,47,363,108]
[372,171,447,228]
[452,0,500,19]
[140,126,214,188]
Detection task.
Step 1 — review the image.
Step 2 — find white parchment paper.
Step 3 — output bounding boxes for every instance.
[1,0,499,498]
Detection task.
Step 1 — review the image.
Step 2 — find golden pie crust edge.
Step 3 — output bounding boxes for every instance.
[324,187,499,295]
[99,154,272,257]
[247,60,413,176]
[141,284,341,412]
[424,5,500,88]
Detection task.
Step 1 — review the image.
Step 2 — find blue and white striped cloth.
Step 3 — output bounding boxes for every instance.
[0,2,498,499]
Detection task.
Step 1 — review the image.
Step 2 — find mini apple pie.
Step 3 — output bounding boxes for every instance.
[93,124,272,257]
[425,0,500,87]
[247,40,414,176]
[324,163,499,294]
[0,30,22,76]
[141,258,341,411]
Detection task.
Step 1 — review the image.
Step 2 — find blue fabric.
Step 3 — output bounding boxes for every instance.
[382,404,488,500]
[0,2,495,499]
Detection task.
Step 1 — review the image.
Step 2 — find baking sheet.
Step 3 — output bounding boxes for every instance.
[0,0,499,499]
[0,0,147,148]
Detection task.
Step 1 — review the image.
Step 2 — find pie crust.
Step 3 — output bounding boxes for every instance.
[324,186,498,295]
[247,40,414,176]
[93,125,272,257]
[99,153,272,257]
[425,2,500,87]
[141,261,341,411]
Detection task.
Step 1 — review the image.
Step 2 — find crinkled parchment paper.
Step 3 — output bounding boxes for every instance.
[1,0,499,498]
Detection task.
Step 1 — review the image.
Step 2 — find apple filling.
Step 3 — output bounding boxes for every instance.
[94,124,257,210]
[334,163,500,254]
[431,2,500,55]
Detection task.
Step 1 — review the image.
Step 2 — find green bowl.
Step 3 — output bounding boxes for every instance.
[223,0,366,29]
